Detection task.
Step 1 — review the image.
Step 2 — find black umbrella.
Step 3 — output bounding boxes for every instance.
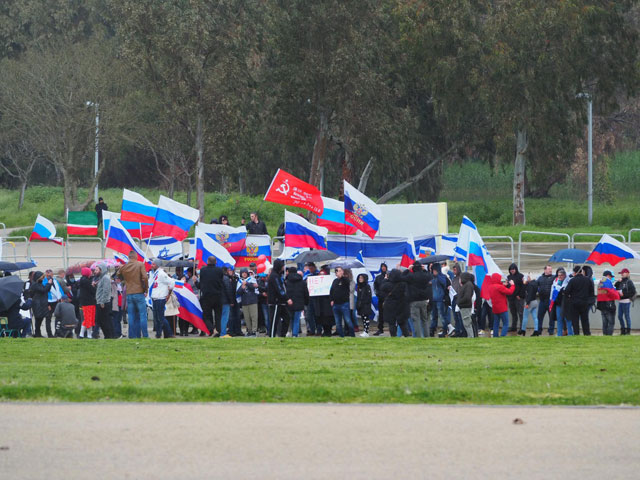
[417,254,451,265]
[2,261,38,272]
[327,259,365,269]
[294,250,339,264]
[0,275,24,311]
[0,261,20,272]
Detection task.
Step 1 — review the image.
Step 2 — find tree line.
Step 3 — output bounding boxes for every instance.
[0,0,638,224]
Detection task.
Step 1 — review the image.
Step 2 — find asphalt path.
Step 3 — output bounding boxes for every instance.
[1,403,638,479]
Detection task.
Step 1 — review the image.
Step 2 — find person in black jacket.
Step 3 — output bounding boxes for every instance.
[536,265,555,335]
[507,263,525,332]
[285,267,308,337]
[311,265,334,336]
[383,269,411,337]
[564,267,594,336]
[197,256,224,336]
[615,268,636,335]
[246,212,268,235]
[30,271,53,337]
[402,261,431,337]
[457,272,476,337]
[521,274,538,336]
[372,263,388,335]
[355,274,373,336]
[267,259,292,337]
[330,267,354,337]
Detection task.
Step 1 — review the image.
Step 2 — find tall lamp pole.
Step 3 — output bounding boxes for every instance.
[577,93,593,225]
[86,101,99,204]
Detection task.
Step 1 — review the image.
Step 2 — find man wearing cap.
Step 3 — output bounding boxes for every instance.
[597,270,620,335]
[615,268,636,335]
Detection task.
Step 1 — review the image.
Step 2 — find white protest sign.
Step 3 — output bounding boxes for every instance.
[307,275,334,297]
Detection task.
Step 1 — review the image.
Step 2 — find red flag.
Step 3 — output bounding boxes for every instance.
[264,169,324,215]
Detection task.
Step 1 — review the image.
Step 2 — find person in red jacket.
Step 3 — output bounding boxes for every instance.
[490,273,515,337]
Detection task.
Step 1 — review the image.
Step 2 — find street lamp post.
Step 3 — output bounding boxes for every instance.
[86,101,99,204]
[577,93,593,225]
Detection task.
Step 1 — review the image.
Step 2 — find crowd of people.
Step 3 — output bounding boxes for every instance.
[1,248,636,338]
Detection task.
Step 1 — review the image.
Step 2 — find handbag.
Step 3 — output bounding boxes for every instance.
[165,292,180,317]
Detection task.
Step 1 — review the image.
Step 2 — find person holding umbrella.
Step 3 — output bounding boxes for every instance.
[29,271,53,337]
[0,276,32,337]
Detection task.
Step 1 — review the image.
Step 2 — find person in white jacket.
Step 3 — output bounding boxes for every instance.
[149,262,175,338]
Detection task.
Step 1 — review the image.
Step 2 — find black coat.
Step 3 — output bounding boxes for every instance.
[77,276,96,307]
[330,277,350,305]
[198,265,224,298]
[564,275,595,308]
[311,294,333,325]
[222,274,237,305]
[537,273,554,301]
[356,283,373,317]
[402,269,430,302]
[247,220,268,235]
[507,263,525,298]
[285,273,308,312]
[30,277,52,319]
[267,271,288,304]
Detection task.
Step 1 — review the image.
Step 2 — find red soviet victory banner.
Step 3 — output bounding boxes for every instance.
[264,169,324,215]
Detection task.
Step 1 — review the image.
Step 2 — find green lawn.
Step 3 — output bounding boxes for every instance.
[1,337,639,404]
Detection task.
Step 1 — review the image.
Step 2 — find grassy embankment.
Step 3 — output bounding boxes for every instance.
[1,337,639,404]
[2,151,640,241]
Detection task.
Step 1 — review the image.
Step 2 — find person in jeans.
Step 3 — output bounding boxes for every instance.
[615,268,636,335]
[521,274,538,336]
[149,261,174,338]
[564,267,594,336]
[330,267,354,337]
[536,265,555,335]
[597,270,620,335]
[457,272,476,337]
[429,263,450,337]
[117,250,149,338]
[402,261,431,338]
[489,273,515,337]
[506,263,525,332]
[550,268,572,336]
[285,267,308,337]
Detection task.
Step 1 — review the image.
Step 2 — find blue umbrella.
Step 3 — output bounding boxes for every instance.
[548,248,593,264]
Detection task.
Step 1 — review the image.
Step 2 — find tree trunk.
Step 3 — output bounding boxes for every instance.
[18,179,27,209]
[513,129,527,225]
[238,173,244,194]
[186,179,192,206]
[195,113,205,221]
[308,111,329,188]
[357,157,374,193]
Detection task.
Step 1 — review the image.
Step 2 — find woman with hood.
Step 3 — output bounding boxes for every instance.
[489,273,515,337]
[78,267,96,338]
[384,269,411,337]
[29,271,53,337]
[285,267,308,337]
[355,273,373,337]
[550,267,572,336]
[478,274,494,335]
[94,263,114,339]
[456,272,476,337]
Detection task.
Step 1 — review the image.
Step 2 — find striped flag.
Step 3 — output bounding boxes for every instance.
[196,223,247,253]
[400,235,416,268]
[284,210,328,250]
[105,218,149,265]
[317,196,357,235]
[30,214,63,245]
[173,282,210,335]
[343,180,382,239]
[195,225,236,269]
[152,195,199,241]
[67,211,98,236]
[121,189,157,225]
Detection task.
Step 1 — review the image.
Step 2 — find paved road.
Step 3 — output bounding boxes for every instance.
[1,403,638,479]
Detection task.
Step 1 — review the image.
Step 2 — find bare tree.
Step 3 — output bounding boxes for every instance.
[0,139,40,209]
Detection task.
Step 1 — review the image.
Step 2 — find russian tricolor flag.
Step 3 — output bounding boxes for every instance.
[284,210,328,250]
[30,215,62,245]
[454,216,502,289]
[317,196,357,235]
[105,218,149,264]
[195,225,236,269]
[121,189,157,225]
[400,235,416,268]
[152,195,200,241]
[196,223,247,253]
[103,211,152,240]
[343,181,382,239]
[586,234,640,266]
[173,283,210,335]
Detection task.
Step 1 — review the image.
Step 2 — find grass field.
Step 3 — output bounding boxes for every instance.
[2,337,639,405]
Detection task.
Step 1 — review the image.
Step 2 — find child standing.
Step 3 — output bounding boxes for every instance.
[356,274,373,337]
